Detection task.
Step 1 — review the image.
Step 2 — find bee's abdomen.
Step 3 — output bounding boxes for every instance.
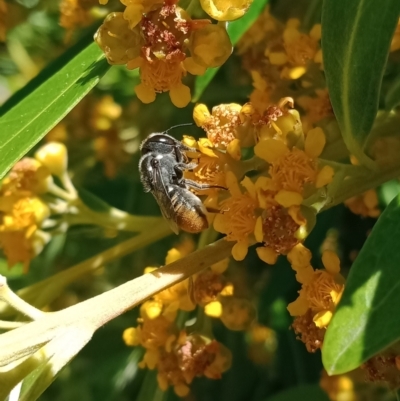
[171,189,208,233]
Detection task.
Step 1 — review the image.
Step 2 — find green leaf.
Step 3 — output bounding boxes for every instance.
[385,74,400,111]
[0,37,110,180]
[323,194,400,374]
[192,0,268,102]
[264,385,329,401]
[321,0,400,168]
[378,180,400,207]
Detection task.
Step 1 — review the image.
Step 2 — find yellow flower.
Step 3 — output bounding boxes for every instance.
[283,19,318,61]
[60,0,97,39]
[2,158,51,195]
[345,189,380,218]
[194,103,242,149]
[120,0,164,28]
[320,369,358,401]
[156,333,232,396]
[0,194,50,272]
[214,172,258,261]
[199,0,252,21]
[96,2,233,107]
[189,24,232,68]
[219,296,256,331]
[297,88,333,129]
[35,142,68,178]
[148,243,196,312]
[124,301,178,351]
[258,205,305,257]
[191,270,226,305]
[287,249,345,351]
[134,59,191,108]
[94,12,142,65]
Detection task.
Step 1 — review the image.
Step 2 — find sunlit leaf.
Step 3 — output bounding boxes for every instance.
[323,194,400,374]
[321,0,400,168]
[0,39,109,179]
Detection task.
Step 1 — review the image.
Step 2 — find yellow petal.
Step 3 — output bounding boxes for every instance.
[313,310,333,328]
[226,170,241,196]
[135,83,156,104]
[322,250,340,275]
[274,190,303,207]
[193,103,211,126]
[256,247,278,265]
[232,240,248,261]
[169,84,191,108]
[305,127,326,158]
[295,265,314,284]
[254,138,289,163]
[211,258,229,273]
[287,244,312,269]
[316,165,334,188]
[287,294,309,316]
[205,300,223,317]
[183,57,206,75]
[199,0,252,21]
[267,52,288,65]
[227,138,241,160]
[240,176,256,199]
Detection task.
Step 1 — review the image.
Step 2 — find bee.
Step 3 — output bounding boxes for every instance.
[139,126,224,234]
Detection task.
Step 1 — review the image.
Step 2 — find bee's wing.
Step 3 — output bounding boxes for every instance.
[151,164,180,235]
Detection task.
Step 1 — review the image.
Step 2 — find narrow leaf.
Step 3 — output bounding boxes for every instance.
[321,0,400,168]
[385,74,400,111]
[0,40,110,179]
[192,0,268,102]
[323,194,400,374]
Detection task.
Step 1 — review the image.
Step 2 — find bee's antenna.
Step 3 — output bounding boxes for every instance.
[165,123,193,134]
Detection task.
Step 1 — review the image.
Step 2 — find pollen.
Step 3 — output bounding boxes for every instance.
[214,193,258,242]
[269,148,317,193]
[261,205,301,254]
[291,310,325,352]
[194,103,242,148]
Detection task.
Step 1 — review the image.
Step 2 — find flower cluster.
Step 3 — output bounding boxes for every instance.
[94,0,252,107]
[237,8,332,132]
[0,143,73,271]
[184,98,334,262]
[344,189,380,218]
[0,159,51,272]
[60,0,99,40]
[122,240,256,396]
[287,245,345,352]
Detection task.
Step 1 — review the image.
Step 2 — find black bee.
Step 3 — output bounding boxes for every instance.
[139,127,224,234]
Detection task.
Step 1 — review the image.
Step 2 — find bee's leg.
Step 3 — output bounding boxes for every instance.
[182,178,227,191]
[206,206,224,214]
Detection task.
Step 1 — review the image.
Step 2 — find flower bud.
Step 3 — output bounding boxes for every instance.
[199,0,252,21]
[35,142,68,177]
[190,24,232,68]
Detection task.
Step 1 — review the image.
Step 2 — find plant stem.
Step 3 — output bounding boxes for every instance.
[0,239,234,365]
[0,276,45,320]
[0,221,172,316]
[323,163,400,211]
